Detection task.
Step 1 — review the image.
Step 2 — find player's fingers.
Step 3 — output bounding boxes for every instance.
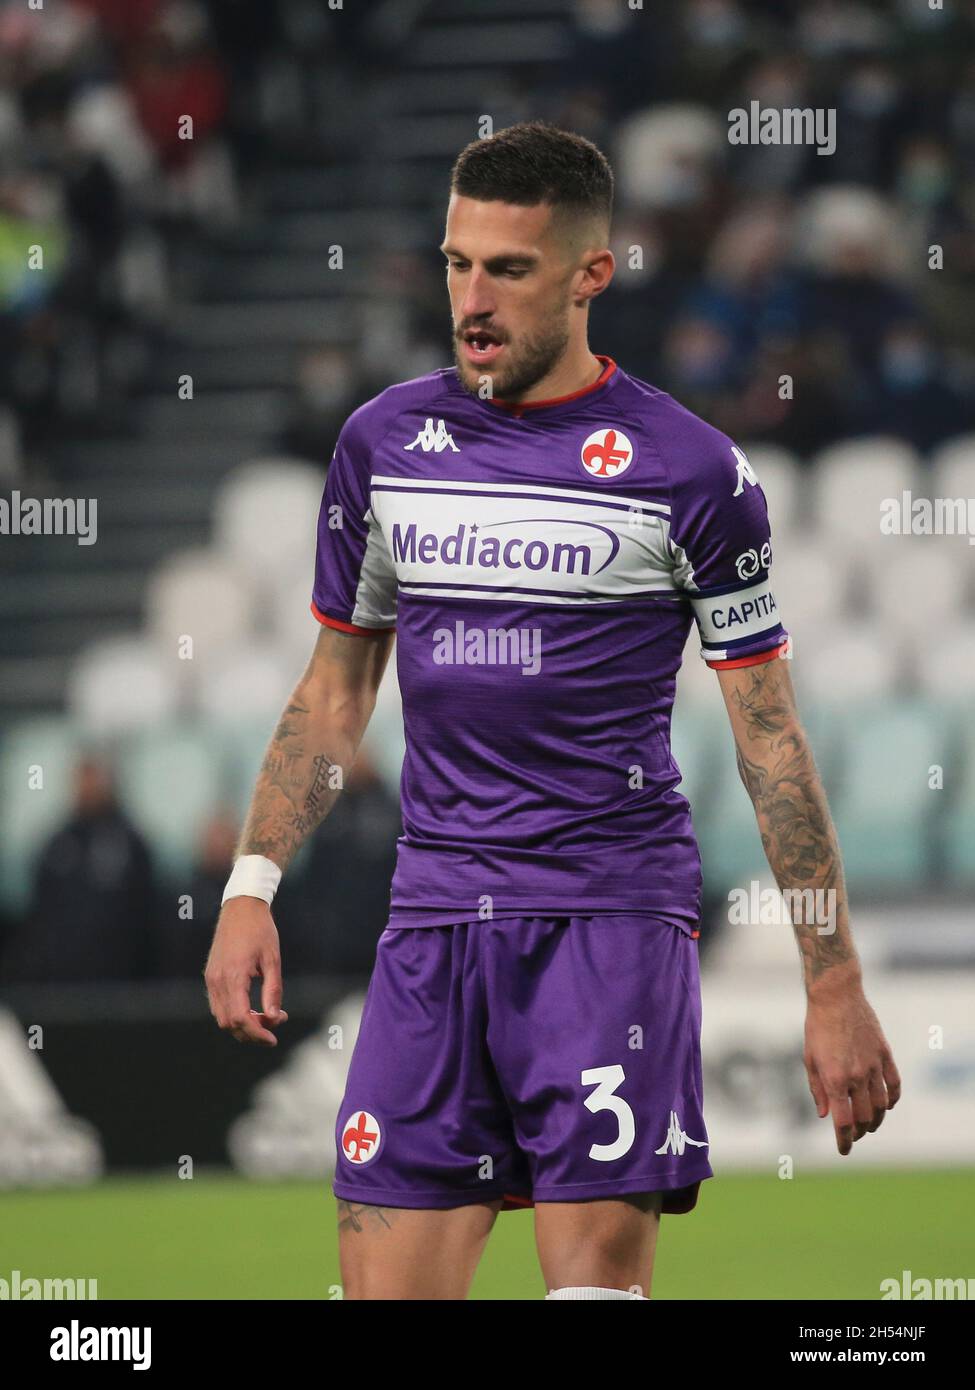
[881,1047,902,1109]
[214,974,260,1038]
[203,969,233,1030]
[204,954,247,1026]
[256,1008,289,1032]
[850,1076,874,1141]
[806,1057,829,1119]
[866,1070,887,1132]
[260,954,284,1022]
[229,1008,280,1046]
[829,1092,855,1155]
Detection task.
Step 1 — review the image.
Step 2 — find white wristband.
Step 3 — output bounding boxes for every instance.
[222,855,282,906]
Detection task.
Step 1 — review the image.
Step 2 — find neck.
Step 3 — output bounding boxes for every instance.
[497,345,604,405]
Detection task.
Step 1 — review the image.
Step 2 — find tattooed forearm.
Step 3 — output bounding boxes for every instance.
[728,664,857,989]
[337,1201,400,1235]
[237,700,347,870]
[229,626,393,878]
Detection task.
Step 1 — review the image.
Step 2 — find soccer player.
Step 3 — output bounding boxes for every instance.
[205,122,901,1301]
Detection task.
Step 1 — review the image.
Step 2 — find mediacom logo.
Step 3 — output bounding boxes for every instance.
[390,519,620,576]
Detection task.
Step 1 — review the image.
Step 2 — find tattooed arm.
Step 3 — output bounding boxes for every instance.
[238,625,394,869]
[205,625,395,1045]
[716,655,901,1153]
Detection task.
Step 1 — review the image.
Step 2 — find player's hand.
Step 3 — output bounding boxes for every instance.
[803,971,901,1155]
[204,896,289,1046]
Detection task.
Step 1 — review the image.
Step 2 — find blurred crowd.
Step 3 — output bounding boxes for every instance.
[512,0,975,454]
[3,0,975,982]
[0,749,400,983]
[1,0,974,481]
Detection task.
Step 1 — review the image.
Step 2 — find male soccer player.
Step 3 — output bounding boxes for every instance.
[205,122,901,1300]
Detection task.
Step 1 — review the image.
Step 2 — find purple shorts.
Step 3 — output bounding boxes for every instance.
[333,916,712,1215]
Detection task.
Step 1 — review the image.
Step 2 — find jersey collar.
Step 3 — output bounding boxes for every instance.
[454,354,620,420]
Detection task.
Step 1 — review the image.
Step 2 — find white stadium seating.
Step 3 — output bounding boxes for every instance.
[145,548,252,668]
[812,436,919,549]
[212,459,323,604]
[68,636,180,735]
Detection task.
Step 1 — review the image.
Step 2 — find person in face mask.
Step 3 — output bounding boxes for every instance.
[877,322,972,449]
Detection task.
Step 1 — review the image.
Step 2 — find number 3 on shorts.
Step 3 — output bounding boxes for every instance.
[581,1064,635,1161]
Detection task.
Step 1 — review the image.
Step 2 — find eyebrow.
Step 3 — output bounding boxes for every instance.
[440,244,538,269]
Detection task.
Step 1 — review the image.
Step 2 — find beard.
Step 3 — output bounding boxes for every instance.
[452,311,570,402]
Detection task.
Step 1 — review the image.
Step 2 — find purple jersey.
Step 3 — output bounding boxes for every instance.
[311,356,788,931]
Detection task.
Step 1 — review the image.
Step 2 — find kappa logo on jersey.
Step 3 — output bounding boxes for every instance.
[731,444,758,497]
[405,418,460,453]
[580,426,634,479]
[341,1110,382,1164]
[654,1109,709,1157]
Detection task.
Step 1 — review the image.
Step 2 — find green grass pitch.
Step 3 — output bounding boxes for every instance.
[1,1168,971,1300]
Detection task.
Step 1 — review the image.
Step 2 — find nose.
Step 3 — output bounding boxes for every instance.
[459,268,496,325]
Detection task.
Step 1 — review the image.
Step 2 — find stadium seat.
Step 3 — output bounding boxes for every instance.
[944,712,975,886]
[212,715,280,823]
[696,734,770,889]
[669,700,723,822]
[739,443,803,537]
[929,433,975,510]
[360,659,406,795]
[795,186,907,278]
[675,625,722,707]
[145,549,252,667]
[868,541,963,641]
[694,687,844,893]
[68,637,180,735]
[790,623,902,703]
[115,725,221,880]
[811,437,920,551]
[774,540,850,634]
[272,572,323,670]
[914,620,975,700]
[212,459,323,605]
[0,404,22,486]
[195,642,293,724]
[616,105,724,209]
[830,701,944,888]
[0,719,80,913]
[67,84,155,186]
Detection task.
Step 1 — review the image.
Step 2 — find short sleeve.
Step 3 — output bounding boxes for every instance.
[311,416,397,634]
[669,437,789,669]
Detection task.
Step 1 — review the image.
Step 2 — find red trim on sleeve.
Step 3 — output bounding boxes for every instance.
[706,640,789,671]
[310,601,395,636]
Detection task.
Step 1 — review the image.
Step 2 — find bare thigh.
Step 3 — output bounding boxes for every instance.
[534,1193,664,1297]
[338,1198,503,1300]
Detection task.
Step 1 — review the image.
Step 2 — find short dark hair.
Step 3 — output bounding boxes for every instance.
[450,121,613,244]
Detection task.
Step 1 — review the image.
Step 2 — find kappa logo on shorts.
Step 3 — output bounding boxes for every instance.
[341,1110,383,1165]
[580,426,634,479]
[654,1109,709,1157]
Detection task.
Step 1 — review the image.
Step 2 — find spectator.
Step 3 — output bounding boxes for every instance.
[9,756,156,982]
[154,807,237,979]
[290,749,401,977]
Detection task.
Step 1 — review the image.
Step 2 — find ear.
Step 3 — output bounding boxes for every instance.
[575,247,615,304]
